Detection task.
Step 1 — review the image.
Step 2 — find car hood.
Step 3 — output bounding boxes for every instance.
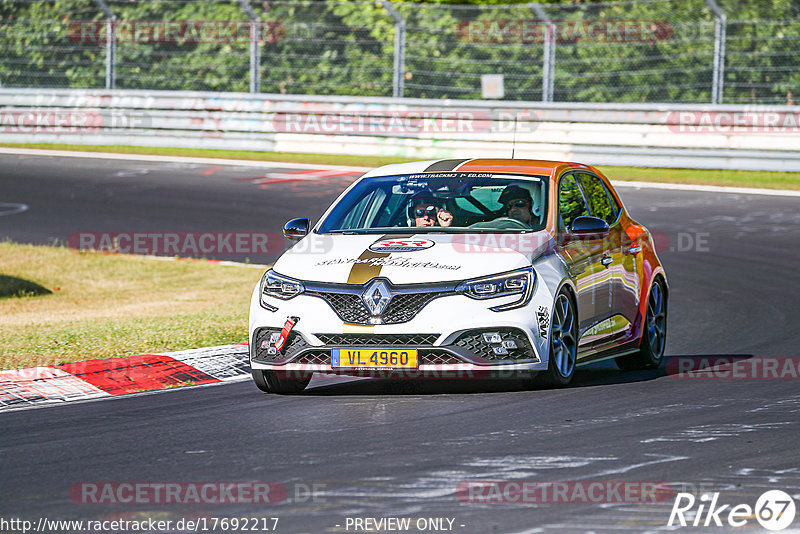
[273,232,554,284]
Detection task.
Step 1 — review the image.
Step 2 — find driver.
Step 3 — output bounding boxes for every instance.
[408,193,454,227]
[498,185,534,226]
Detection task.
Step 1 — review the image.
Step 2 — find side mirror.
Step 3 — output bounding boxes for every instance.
[283,218,309,240]
[570,216,609,236]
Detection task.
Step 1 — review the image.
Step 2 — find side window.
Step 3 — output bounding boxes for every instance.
[340,191,378,229]
[454,186,503,215]
[558,173,590,231]
[578,173,619,225]
[374,192,406,227]
[360,188,388,227]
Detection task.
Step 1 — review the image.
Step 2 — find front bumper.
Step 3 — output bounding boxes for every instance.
[249,326,548,376]
[249,271,559,376]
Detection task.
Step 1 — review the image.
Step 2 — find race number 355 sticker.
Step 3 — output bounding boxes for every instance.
[368,239,435,253]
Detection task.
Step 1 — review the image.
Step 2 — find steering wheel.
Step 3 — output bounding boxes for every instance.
[469,217,531,230]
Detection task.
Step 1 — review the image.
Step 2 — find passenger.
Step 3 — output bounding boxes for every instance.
[498,185,534,226]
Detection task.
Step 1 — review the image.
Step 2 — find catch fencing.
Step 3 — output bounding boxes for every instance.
[0,0,798,105]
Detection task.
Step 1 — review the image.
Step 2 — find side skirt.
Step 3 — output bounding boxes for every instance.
[576,347,639,368]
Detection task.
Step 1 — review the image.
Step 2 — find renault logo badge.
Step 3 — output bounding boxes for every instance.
[361,279,392,316]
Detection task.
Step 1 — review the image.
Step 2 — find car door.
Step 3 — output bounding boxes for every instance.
[577,172,639,347]
[555,172,610,345]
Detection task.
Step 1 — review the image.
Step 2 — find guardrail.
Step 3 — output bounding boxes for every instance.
[2,89,800,171]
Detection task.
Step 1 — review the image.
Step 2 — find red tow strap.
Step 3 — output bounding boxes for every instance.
[274,316,299,351]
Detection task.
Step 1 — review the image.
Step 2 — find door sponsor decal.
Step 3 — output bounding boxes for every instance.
[537,306,550,339]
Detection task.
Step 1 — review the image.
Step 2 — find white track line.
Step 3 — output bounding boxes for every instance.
[0,202,29,216]
[0,147,372,173]
[2,146,799,197]
[144,255,267,269]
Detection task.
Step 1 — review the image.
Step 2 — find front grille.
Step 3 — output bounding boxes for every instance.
[312,292,371,324]
[252,327,308,362]
[453,328,535,361]
[315,333,440,346]
[293,351,330,365]
[420,351,463,365]
[384,292,450,323]
[310,291,450,325]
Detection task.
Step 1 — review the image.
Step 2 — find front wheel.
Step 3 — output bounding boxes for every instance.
[252,369,311,394]
[537,290,578,387]
[616,278,667,371]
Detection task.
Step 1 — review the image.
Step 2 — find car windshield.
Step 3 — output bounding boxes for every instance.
[318,172,548,233]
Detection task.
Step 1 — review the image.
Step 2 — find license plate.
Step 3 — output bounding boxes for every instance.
[331,348,418,369]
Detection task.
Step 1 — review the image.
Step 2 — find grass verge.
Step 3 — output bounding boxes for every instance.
[598,165,800,191]
[0,242,263,370]
[2,142,800,190]
[0,142,408,168]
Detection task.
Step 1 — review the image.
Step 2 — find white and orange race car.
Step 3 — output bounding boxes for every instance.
[249,159,668,393]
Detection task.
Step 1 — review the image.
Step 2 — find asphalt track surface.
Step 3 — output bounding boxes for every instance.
[1,153,800,533]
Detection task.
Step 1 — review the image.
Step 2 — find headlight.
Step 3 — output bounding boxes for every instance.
[260,269,305,309]
[456,267,535,311]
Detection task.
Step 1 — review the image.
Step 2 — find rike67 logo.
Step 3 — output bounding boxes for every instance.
[668,490,796,530]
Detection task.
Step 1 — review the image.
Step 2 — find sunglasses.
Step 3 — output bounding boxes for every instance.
[414,206,438,218]
[505,199,530,208]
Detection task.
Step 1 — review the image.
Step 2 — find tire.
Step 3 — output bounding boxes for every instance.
[251,369,311,394]
[615,278,667,371]
[536,290,578,387]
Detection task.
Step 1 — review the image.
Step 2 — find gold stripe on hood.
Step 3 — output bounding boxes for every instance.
[345,234,414,284]
[347,249,389,284]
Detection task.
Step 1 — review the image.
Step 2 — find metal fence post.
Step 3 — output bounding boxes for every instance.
[705,0,726,104]
[530,3,555,102]
[237,0,261,93]
[92,0,115,89]
[380,1,405,98]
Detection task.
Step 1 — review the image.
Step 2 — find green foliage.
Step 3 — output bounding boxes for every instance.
[0,0,797,103]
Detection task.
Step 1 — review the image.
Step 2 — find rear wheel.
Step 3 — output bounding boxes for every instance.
[616,278,667,371]
[251,369,311,394]
[537,290,578,387]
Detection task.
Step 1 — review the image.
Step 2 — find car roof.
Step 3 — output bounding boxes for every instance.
[360,158,597,180]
